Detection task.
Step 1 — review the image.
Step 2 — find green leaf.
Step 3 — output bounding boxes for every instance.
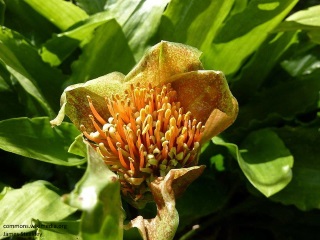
[275,5,320,44]
[213,129,294,197]
[0,27,66,112]
[64,145,123,239]
[271,126,320,210]
[70,19,135,83]
[285,5,320,27]
[159,0,234,53]
[0,117,85,166]
[0,181,77,238]
[204,0,298,75]
[0,29,56,116]
[105,0,170,61]
[41,12,113,66]
[24,0,88,31]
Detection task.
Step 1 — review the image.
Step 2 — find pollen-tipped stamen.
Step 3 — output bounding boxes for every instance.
[81,83,204,199]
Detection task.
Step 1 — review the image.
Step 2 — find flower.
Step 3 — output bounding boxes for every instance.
[51,41,238,205]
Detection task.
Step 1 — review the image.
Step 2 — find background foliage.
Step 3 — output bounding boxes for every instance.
[0,0,320,239]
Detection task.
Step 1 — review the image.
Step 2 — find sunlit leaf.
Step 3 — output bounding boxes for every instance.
[0,117,85,166]
[275,6,320,44]
[286,5,320,27]
[0,47,54,116]
[24,0,88,31]
[159,0,234,53]
[107,0,170,61]
[0,181,77,237]
[204,0,298,75]
[0,27,66,112]
[213,129,294,197]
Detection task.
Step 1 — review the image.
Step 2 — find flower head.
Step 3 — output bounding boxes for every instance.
[51,41,238,205]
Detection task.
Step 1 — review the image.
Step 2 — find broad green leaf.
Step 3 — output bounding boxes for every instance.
[0,27,66,112]
[0,28,54,116]
[213,129,294,197]
[271,126,320,210]
[0,117,85,166]
[70,19,135,83]
[286,5,320,27]
[159,0,234,53]
[232,31,298,100]
[41,12,113,66]
[204,0,298,75]
[0,181,77,238]
[64,145,123,240]
[104,0,140,25]
[75,0,107,14]
[24,0,88,31]
[274,5,320,44]
[105,0,170,61]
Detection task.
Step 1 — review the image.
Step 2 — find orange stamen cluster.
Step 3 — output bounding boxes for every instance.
[81,83,204,199]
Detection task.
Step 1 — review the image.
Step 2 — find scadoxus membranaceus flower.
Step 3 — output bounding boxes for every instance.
[51,41,238,204]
